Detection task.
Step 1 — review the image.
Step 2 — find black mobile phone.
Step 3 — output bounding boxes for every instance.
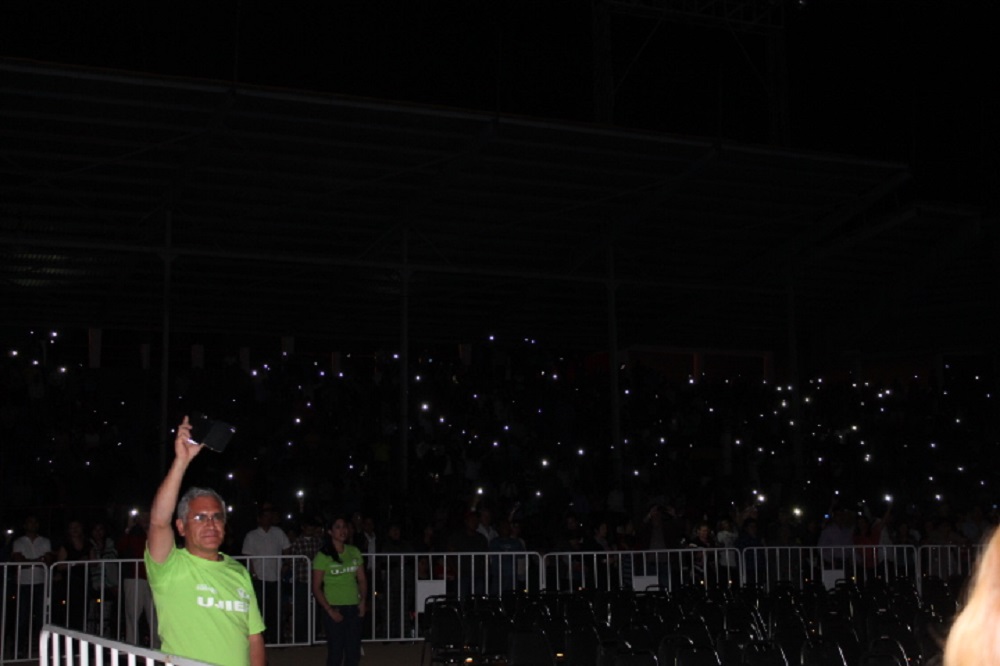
[189,413,236,453]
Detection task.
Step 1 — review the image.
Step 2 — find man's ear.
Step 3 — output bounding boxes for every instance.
[175,518,186,537]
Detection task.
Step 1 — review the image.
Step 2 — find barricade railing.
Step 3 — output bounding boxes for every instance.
[540,548,743,593]
[364,551,543,641]
[39,624,210,666]
[918,544,984,581]
[1,543,987,658]
[41,554,312,648]
[741,545,919,592]
[35,557,159,650]
[0,562,49,664]
[1,562,49,664]
[231,554,313,648]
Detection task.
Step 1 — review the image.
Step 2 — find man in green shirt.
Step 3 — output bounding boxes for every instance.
[146,416,266,666]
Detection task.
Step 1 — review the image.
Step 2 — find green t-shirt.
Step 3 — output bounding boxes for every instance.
[312,545,363,606]
[145,546,265,666]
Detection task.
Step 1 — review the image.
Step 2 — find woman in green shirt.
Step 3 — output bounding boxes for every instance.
[312,517,367,666]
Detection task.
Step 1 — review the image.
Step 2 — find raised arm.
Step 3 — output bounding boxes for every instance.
[148,416,203,564]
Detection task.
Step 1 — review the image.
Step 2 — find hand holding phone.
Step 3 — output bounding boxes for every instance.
[189,413,236,453]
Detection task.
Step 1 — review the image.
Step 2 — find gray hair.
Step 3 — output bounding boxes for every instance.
[177,487,227,521]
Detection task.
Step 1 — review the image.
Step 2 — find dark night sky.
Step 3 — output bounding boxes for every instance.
[1,0,997,207]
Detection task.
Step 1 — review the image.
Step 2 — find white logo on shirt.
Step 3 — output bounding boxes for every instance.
[196,596,250,612]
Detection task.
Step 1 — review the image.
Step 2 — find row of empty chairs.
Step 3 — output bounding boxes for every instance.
[420,575,958,666]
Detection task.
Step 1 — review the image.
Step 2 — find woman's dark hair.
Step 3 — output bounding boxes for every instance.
[320,515,351,563]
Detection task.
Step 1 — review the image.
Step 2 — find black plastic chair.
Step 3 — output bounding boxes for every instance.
[658,633,696,666]
[723,603,764,641]
[715,629,754,666]
[477,615,512,664]
[507,627,556,666]
[562,594,599,627]
[539,616,569,654]
[421,604,470,666]
[676,645,723,666]
[619,623,656,654]
[739,640,788,666]
[613,653,657,666]
[772,617,808,665]
[818,615,862,665]
[563,624,603,666]
[514,600,552,627]
[674,617,715,649]
[865,636,907,666]
[799,637,848,666]
[857,655,903,666]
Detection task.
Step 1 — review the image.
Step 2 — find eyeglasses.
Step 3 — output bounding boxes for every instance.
[190,512,226,524]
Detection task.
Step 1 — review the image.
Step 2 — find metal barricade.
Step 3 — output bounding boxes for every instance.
[363,551,542,641]
[2,562,49,664]
[7,543,983,654]
[39,624,210,666]
[34,554,311,652]
[918,544,984,581]
[540,548,743,593]
[741,545,919,592]
[230,554,313,647]
[43,557,153,649]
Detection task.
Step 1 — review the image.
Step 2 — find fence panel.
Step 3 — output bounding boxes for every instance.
[741,545,919,592]
[4,544,986,658]
[230,554,313,647]
[541,548,743,593]
[34,555,311,653]
[364,551,542,641]
[1,562,49,664]
[918,544,984,581]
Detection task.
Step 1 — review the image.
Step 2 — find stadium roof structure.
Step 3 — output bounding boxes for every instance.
[0,59,993,365]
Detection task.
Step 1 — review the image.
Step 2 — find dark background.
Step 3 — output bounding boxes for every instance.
[3,0,996,208]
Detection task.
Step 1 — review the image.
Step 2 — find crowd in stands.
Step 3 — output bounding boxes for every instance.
[2,333,998,567]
